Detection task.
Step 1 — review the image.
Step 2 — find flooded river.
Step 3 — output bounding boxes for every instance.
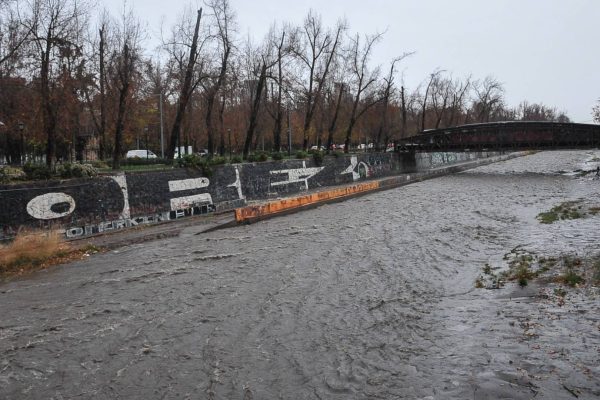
[1,151,599,399]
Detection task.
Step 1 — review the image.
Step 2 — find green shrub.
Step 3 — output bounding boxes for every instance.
[295,150,309,159]
[122,157,169,166]
[271,151,284,160]
[209,156,227,165]
[247,151,269,162]
[0,166,25,183]
[311,150,324,166]
[56,163,98,178]
[90,160,110,169]
[175,154,212,177]
[23,163,52,180]
[230,155,243,164]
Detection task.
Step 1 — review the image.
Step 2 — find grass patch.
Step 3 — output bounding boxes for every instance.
[0,230,103,280]
[537,200,586,224]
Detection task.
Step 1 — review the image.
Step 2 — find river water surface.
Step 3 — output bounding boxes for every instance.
[1,151,599,399]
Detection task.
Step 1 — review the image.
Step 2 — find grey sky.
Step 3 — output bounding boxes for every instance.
[104,0,599,123]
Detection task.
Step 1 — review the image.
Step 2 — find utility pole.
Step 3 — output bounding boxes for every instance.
[159,93,164,159]
[287,109,292,156]
[228,128,232,158]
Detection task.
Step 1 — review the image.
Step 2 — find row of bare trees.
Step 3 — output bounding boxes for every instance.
[0,0,571,169]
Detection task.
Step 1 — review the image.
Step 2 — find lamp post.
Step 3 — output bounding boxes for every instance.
[287,109,292,157]
[0,121,6,164]
[228,128,232,159]
[144,126,149,160]
[158,93,164,159]
[18,121,24,165]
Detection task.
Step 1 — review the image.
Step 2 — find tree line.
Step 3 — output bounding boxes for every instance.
[0,0,571,168]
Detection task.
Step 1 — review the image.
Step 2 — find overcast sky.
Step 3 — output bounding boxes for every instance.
[103,0,599,123]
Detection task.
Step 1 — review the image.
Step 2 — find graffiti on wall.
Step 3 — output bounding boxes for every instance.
[429,152,458,167]
[228,166,245,201]
[168,177,213,210]
[270,161,324,190]
[341,155,393,181]
[342,156,370,181]
[2,152,402,240]
[26,192,76,220]
[64,204,215,239]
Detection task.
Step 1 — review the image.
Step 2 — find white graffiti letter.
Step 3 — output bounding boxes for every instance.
[110,175,131,219]
[26,192,76,220]
[169,177,213,211]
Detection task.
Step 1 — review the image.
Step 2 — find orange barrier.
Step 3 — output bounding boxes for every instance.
[235,181,380,222]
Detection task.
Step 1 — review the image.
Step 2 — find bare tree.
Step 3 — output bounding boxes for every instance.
[293,11,346,150]
[471,75,504,123]
[203,0,234,156]
[375,54,411,148]
[446,76,470,127]
[110,8,142,170]
[343,32,382,153]
[166,8,205,160]
[0,0,35,75]
[82,12,111,160]
[243,61,267,158]
[23,0,88,167]
[420,69,442,132]
[593,100,600,123]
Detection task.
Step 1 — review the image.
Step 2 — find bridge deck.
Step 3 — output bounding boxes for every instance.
[397,121,600,152]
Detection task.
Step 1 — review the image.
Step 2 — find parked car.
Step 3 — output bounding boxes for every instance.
[126,150,157,159]
[310,145,325,151]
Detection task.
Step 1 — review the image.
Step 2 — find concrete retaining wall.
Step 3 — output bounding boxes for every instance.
[0,151,501,240]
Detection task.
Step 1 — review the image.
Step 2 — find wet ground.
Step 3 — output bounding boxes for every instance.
[1,150,599,399]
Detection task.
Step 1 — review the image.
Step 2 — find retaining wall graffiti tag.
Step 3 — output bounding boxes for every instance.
[428,152,458,167]
[64,204,215,239]
[270,161,325,190]
[228,166,245,200]
[342,156,370,181]
[168,177,213,211]
[26,192,76,220]
[111,175,131,219]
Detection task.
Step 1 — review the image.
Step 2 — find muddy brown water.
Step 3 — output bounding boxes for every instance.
[1,151,599,399]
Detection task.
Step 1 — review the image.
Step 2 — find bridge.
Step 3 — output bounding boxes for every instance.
[396,121,600,152]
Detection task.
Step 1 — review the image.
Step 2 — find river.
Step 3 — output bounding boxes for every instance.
[1,150,599,399]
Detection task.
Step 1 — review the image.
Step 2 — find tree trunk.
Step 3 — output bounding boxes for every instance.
[401,86,407,138]
[326,84,344,152]
[112,44,132,170]
[167,9,202,160]
[218,95,226,155]
[99,26,107,160]
[41,43,56,168]
[243,63,267,159]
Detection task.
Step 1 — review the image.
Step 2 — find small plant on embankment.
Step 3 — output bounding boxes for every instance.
[554,256,585,287]
[295,150,309,159]
[476,247,599,296]
[537,200,586,224]
[0,231,101,280]
[476,248,544,288]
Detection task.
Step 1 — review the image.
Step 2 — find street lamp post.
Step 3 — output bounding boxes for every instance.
[159,93,164,159]
[228,128,232,159]
[144,126,149,160]
[287,109,292,157]
[18,122,24,165]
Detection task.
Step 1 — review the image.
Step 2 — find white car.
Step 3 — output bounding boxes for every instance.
[126,150,157,159]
